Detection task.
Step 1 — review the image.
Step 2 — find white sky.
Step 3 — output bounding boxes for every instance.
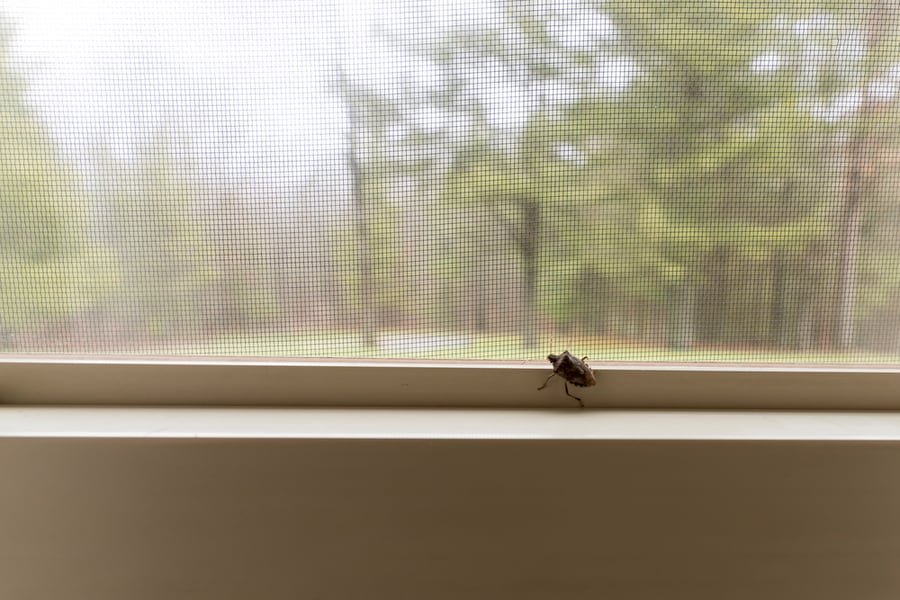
[1,0,650,195]
[3,0,352,182]
[2,0,508,176]
[6,0,898,195]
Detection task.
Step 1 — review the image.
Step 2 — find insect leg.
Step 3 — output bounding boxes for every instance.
[564,382,585,408]
[537,371,557,391]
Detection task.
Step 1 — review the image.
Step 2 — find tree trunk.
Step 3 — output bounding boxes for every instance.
[517,200,541,348]
[344,81,377,349]
[834,159,865,350]
[704,247,728,344]
[832,1,891,351]
[770,250,786,348]
[669,278,696,351]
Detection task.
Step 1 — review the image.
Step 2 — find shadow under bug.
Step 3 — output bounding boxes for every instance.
[537,351,596,408]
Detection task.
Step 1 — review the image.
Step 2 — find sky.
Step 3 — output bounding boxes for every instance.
[1,0,512,183]
[6,0,888,192]
[1,0,645,187]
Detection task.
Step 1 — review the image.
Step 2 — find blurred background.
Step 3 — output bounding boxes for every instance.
[1,0,899,362]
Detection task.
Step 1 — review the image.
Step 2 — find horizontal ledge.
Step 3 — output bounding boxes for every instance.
[1,358,900,409]
[3,407,900,441]
[2,355,899,372]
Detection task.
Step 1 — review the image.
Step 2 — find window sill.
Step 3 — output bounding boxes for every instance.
[2,357,900,410]
[2,406,900,440]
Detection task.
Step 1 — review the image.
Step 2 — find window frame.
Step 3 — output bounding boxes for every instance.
[1,356,898,410]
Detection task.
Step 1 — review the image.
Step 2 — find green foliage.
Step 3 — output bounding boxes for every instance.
[101,131,218,333]
[329,191,406,314]
[5,3,899,354]
[0,17,116,328]
[0,248,119,327]
[443,148,529,207]
[401,0,900,349]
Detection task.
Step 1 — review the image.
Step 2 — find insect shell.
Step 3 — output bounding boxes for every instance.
[537,350,596,408]
[548,351,596,387]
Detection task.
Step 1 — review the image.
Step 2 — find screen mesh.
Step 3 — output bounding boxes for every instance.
[2,0,900,363]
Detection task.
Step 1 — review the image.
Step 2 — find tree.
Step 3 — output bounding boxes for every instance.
[97,129,215,344]
[599,0,878,350]
[325,0,900,356]
[0,17,115,345]
[831,1,898,349]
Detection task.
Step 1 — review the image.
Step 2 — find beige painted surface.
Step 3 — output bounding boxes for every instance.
[2,358,900,409]
[2,435,900,599]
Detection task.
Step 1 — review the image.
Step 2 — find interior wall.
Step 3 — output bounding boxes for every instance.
[2,437,899,599]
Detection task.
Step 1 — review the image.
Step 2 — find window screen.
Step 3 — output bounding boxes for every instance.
[2,0,900,363]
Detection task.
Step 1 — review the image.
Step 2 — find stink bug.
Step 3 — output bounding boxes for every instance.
[537,350,596,408]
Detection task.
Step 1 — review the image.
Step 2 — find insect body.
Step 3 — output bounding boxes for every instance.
[537,350,596,408]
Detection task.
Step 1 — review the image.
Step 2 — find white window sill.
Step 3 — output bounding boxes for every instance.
[2,407,900,440]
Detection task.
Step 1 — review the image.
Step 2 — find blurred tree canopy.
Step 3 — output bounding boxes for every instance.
[0,18,116,333]
[2,1,900,356]
[354,0,900,352]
